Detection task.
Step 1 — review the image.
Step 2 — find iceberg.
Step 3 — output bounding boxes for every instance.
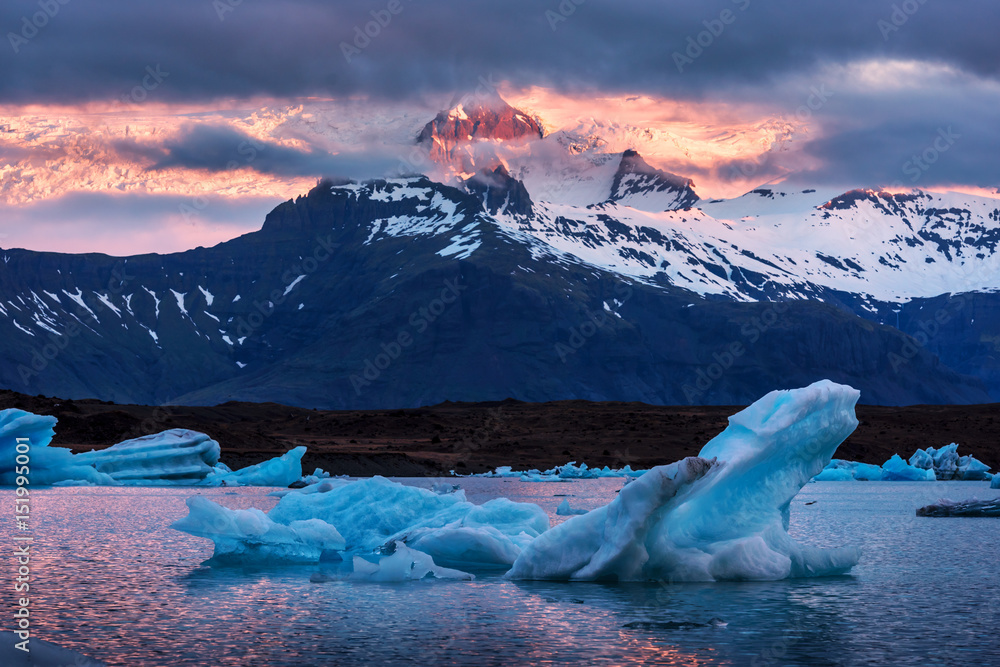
[176,475,549,569]
[469,462,647,481]
[507,380,862,582]
[74,429,222,485]
[556,499,588,515]
[1,409,307,487]
[881,454,937,481]
[171,496,346,564]
[993,475,1000,490]
[207,446,305,487]
[0,409,117,486]
[350,542,474,581]
[916,497,1000,517]
[908,444,993,481]
[813,445,994,482]
[813,459,884,481]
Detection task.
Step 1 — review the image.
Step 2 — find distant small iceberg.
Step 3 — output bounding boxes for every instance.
[812,444,994,482]
[463,461,647,481]
[0,408,304,487]
[916,497,1000,517]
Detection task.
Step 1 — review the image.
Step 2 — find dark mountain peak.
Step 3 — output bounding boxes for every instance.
[260,176,478,236]
[464,164,534,217]
[607,150,699,211]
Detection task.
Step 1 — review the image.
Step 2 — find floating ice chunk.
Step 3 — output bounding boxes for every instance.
[469,461,647,481]
[881,454,936,481]
[813,459,883,481]
[350,542,473,581]
[74,429,221,485]
[300,467,332,486]
[993,475,1000,489]
[208,446,306,487]
[172,496,345,564]
[432,482,461,494]
[813,467,854,481]
[507,380,862,582]
[556,499,588,515]
[916,497,1000,517]
[907,444,993,481]
[957,456,993,481]
[0,409,117,486]
[266,476,547,567]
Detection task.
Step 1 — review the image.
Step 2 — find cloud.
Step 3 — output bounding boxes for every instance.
[0,1,997,104]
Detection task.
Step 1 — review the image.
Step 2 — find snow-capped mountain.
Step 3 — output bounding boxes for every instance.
[0,176,987,407]
[1,93,999,406]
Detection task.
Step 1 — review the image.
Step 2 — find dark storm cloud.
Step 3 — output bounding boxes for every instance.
[116,124,399,179]
[0,0,997,104]
[788,78,1000,188]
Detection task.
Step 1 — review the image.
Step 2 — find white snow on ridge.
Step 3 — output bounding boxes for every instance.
[283,275,306,296]
[143,287,161,318]
[170,289,188,315]
[198,285,215,306]
[491,187,1000,302]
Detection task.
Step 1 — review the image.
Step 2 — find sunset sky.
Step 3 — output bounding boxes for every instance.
[1,0,998,254]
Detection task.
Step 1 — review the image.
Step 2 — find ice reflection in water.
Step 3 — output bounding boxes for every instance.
[4,479,999,666]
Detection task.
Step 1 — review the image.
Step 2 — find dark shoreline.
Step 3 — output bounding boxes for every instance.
[2,389,999,477]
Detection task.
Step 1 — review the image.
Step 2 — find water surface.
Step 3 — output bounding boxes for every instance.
[4,479,998,665]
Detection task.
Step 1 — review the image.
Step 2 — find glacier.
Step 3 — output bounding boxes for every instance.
[1,408,305,487]
[507,380,862,581]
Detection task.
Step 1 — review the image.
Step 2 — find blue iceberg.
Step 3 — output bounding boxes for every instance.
[1,408,305,487]
[506,380,862,581]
